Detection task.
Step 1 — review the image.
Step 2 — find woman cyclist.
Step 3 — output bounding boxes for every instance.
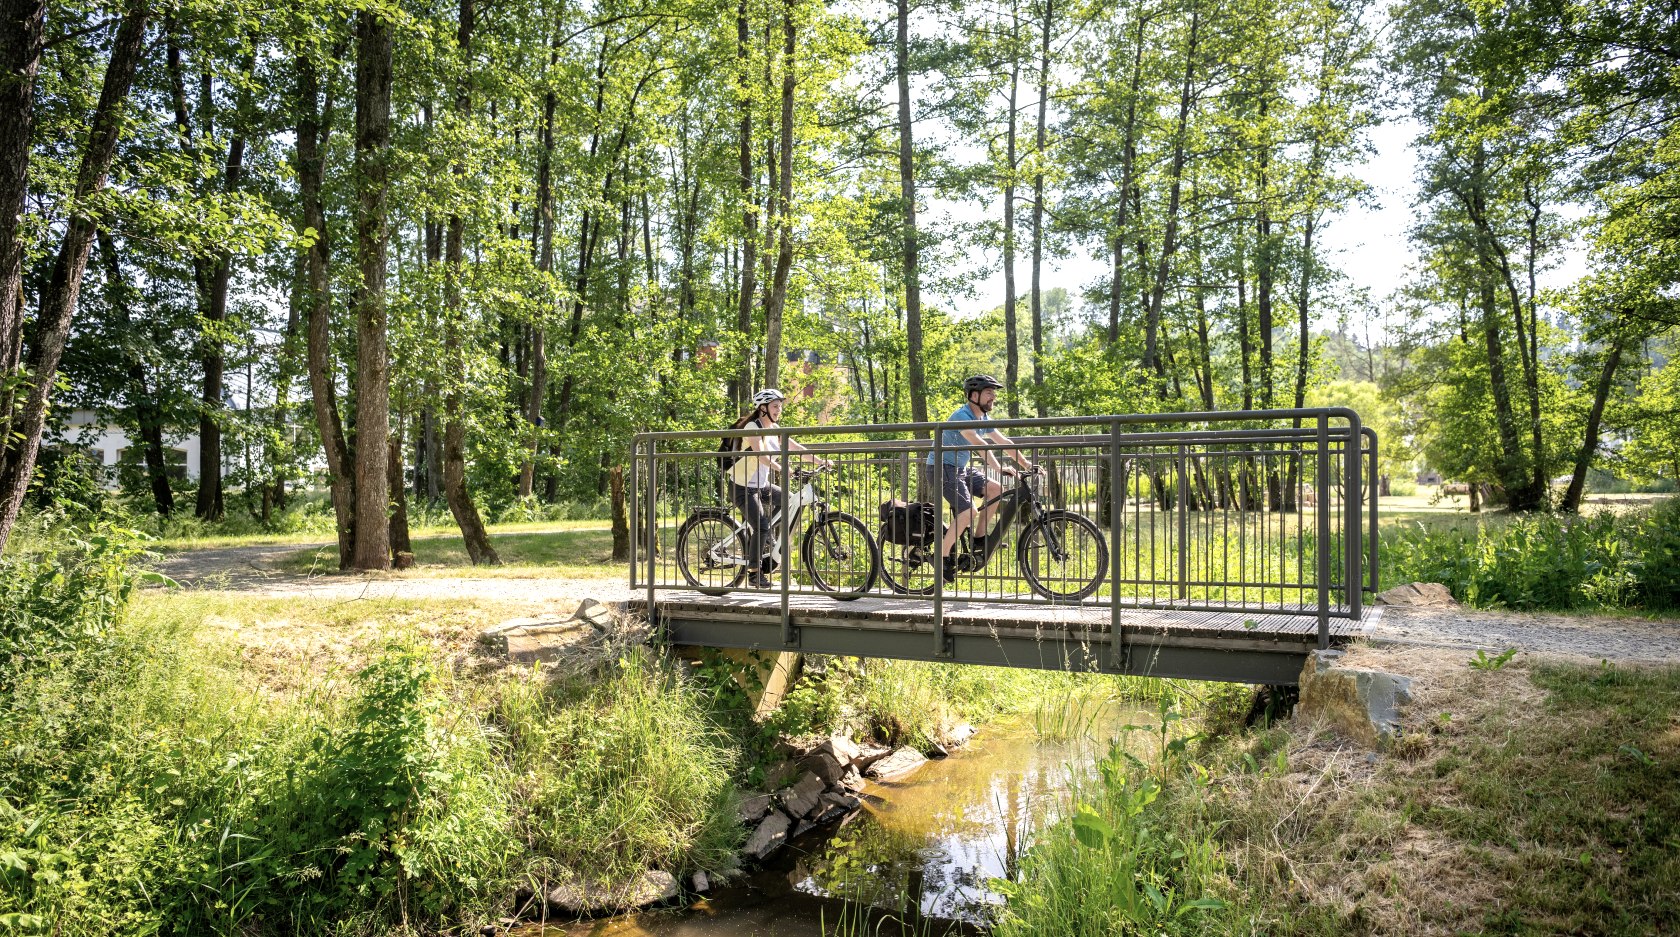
[727,389,831,587]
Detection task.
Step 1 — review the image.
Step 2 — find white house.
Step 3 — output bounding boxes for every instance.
[63,409,201,483]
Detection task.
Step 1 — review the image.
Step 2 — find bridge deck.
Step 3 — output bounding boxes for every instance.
[627,592,1377,685]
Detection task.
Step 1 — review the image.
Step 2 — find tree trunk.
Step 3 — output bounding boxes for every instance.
[1561,334,1626,513]
[0,0,44,436]
[1028,0,1052,417]
[520,61,557,499]
[99,230,174,517]
[0,2,149,551]
[1144,3,1198,388]
[734,0,757,409]
[1003,0,1020,417]
[195,118,249,522]
[610,464,630,562]
[896,0,929,428]
[438,0,498,565]
[763,0,796,390]
[298,55,355,565]
[351,8,393,570]
[388,431,413,566]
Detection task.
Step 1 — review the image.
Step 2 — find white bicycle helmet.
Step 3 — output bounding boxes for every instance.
[751,388,786,405]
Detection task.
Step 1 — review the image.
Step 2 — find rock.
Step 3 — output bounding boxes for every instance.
[817,734,863,765]
[946,722,977,748]
[791,820,815,839]
[482,599,621,664]
[852,744,893,770]
[865,746,928,782]
[762,759,800,790]
[840,767,866,791]
[1375,582,1457,608]
[809,790,862,825]
[805,750,848,787]
[743,811,791,861]
[738,792,774,824]
[1297,649,1413,748]
[928,741,948,757]
[778,771,827,818]
[544,869,680,914]
[691,871,710,893]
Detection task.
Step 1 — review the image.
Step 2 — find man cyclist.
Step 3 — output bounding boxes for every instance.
[728,388,831,587]
[923,375,1037,581]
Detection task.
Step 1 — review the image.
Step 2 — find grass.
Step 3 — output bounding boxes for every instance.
[1,531,745,935]
[271,522,623,579]
[994,644,1680,936]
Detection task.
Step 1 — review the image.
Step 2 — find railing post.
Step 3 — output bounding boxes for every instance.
[1109,420,1125,671]
[1176,442,1190,602]
[1345,412,1363,622]
[645,442,657,634]
[932,425,947,657]
[1315,413,1330,648]
[780,427,796,648]
[1366,428,1380,596]
[629,438,639,588]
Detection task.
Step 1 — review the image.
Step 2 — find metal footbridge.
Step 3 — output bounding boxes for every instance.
[629,409,1379,685]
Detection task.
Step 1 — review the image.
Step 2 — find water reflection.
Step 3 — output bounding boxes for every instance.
[790,701,1148,923]
[517,699,1147,936]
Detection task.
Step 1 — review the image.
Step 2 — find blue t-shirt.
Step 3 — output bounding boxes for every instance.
[928,403,995,467]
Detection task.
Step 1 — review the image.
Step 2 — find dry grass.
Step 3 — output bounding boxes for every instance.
[1170,643,1680,936]
[129,591,584,695]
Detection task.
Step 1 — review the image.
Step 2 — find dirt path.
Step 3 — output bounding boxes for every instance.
[150,544,1680,663]
[1366,606,1680,665]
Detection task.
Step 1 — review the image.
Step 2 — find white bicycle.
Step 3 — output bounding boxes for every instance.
[674,465,880,600]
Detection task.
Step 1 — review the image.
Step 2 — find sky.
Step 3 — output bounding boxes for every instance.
[922,110,1589,342]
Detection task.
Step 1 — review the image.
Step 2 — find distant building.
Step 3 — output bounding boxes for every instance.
[1415,469,1442,486]
[62,410,200,483]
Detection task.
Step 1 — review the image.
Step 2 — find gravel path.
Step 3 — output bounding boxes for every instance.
[1365,606,1680,665]
[150,544,1680,663]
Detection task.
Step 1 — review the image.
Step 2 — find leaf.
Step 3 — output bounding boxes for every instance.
[1071,803,1114,848]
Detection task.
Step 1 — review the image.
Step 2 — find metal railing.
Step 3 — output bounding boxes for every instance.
[631,409,1375,652]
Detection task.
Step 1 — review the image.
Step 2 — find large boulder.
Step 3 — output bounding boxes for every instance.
[737,792,774,825]
[1298,650,1412,748]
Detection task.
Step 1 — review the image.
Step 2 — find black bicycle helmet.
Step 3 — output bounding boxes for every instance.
[963,374,1004,393]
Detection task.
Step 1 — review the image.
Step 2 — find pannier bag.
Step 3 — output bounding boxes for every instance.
[878,499,937,546]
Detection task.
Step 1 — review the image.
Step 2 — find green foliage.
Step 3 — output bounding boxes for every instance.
[1468,647,1519,671]
[991,703,1227,937]
[1382,500,1680,610]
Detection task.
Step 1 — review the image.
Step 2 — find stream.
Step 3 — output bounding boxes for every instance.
[529,700,1150,936]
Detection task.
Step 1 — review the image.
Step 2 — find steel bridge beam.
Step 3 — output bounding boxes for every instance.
[656,613,1320,685]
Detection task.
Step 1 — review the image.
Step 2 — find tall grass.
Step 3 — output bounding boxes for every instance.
[0,519,744,935]
[1382,497,1680,611]
[991,700,1229,937]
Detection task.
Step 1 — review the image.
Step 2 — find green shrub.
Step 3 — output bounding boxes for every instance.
[1382,500,1680,611]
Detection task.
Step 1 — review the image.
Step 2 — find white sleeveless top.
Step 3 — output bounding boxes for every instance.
[729,420,781,488]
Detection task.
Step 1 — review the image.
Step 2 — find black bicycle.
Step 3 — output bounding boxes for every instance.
[878,467,1107,600]
[674,464,880,599]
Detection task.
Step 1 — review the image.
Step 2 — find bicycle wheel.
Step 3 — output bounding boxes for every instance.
[801,511,880,600]
[1018,510,1107,601]
[675,512,749,594]
[877,525,939,596]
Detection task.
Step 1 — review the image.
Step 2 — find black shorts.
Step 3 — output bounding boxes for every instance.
[924,463,988,515]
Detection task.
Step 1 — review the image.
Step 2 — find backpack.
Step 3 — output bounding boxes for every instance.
[717,418,756,474]
[878,499,938,546]
[716,434,742,474]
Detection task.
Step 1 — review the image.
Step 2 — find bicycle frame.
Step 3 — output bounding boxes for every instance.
[954,473,1042,568]
[708,476,823,569]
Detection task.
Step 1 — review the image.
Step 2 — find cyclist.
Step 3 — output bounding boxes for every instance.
[727,388,831,587]
[924,374,1037,581]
